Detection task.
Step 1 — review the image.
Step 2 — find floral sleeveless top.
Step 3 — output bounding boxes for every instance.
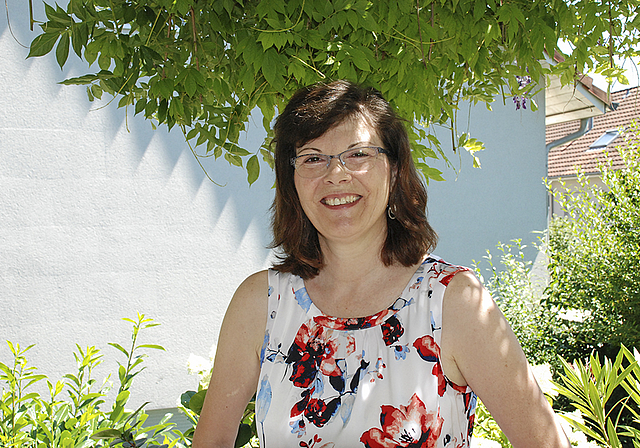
[256,256,477,448]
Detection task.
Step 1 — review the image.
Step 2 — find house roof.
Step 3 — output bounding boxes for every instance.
[546,86,639,178]
[544,51,611,125]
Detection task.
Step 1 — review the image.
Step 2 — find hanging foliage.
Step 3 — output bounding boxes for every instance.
[26,0,640,184]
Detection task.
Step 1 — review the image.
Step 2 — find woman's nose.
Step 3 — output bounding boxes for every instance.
[324,157,350,182]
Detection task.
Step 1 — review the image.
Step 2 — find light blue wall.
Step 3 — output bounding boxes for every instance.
[425,93,547,269]
[1,0,274,409]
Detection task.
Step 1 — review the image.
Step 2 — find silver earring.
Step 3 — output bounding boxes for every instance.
[387,205,396,220]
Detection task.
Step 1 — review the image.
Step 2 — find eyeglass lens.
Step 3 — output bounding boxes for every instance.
[293,147,383,178]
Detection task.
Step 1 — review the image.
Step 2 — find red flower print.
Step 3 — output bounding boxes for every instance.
[412,335,440,363]
[291,389,312,418]
[414,335,468,397]
[286,321,343,387]
[289,352,318,388]
[439,267,468,286]
[431,361,447,397]
[300,434,336,448]
[304,397,341,427]
[381,315,404,346]
[360,394,444,447]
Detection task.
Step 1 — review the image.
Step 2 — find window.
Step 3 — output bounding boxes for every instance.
[589,129,620,150]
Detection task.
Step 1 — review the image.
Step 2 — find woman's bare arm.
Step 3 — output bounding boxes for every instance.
[192,271,268,448]
[440,271,570,448]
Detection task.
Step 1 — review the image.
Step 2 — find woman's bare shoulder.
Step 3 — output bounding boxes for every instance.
[225,270,269,341]
[234,270,269,302]
[442,269,490,312]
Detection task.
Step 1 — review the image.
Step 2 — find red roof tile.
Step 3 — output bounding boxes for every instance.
[546,87,639,178]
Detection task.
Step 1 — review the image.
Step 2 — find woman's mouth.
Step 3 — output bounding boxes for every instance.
[322,195,361,206]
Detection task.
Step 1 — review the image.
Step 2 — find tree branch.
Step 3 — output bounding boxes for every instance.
[416,0,428,69]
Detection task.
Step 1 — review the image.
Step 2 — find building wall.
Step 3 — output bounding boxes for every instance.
[425,93,548,268]
[548,176,608,219]
[1,1,275,410]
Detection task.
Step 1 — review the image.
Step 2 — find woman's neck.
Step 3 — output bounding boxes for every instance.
[306,232,420,318]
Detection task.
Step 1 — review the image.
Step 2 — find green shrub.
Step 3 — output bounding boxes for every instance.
[545,132,640,359]
[0,314,187,448]
[474,238,558,366]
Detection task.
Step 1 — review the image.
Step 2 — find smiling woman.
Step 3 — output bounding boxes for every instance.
[271,81,436,280]
[192,81,571,448]
[291,118,393,260]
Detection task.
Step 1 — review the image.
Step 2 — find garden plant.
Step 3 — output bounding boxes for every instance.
[470,128,640,446]
[0,314,186,448]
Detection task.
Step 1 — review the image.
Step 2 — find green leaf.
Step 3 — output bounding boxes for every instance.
[262,49,277,87]
[258,32,275,51]
[235,423,253,448]
[184,72,197,97]
[71,23,89,58]
[607,418,622,448]
[28,33,60,58]
[188,389,207,414]
[137,344,165,351]
[109,343,129,358]
[561,414,607,445]
[118,94,132,108]
[90,83,103,100]
[416,164,444,183]
[55,32,70,68]
[115,390,130,405]
[158,78,175,99]
[181,390,196,408]
[135,98,146,115]
[98,52,111,70]
[90,429,122,440]
[348,46,370,72]
[247,155,260,185]
[227,145,251,157]
[225,152,243,167]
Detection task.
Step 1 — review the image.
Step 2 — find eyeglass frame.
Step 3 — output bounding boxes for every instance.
[290,146,389,178]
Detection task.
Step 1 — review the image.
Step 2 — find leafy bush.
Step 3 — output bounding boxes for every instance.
[477,129,640,369]
[0,314,189,448]
[474,238,557,366]
[545,131,640,359]
[472,128,640,446]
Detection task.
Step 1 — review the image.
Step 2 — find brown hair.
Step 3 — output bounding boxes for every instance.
[270,80,437,279]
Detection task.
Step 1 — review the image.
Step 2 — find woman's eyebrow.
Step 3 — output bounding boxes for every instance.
[296,147,322,154]
[347,141,372,149]
[297,141,373,154]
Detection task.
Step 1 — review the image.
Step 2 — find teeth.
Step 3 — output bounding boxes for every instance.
[325,195,359,206]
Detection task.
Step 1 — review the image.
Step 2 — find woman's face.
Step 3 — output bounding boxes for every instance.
[293,117,393,247]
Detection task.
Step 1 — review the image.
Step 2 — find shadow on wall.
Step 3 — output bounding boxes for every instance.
[2,2,276,246]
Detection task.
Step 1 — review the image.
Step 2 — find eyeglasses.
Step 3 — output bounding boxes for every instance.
[291,146,388,179]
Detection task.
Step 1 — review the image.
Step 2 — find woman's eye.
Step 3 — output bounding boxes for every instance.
[348,150,371,159]
[302,155,325,164]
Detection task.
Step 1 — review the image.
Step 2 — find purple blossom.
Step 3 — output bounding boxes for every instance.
[513,75,532,110]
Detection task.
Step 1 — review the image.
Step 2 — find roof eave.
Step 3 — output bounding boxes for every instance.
[543,51,612,125]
